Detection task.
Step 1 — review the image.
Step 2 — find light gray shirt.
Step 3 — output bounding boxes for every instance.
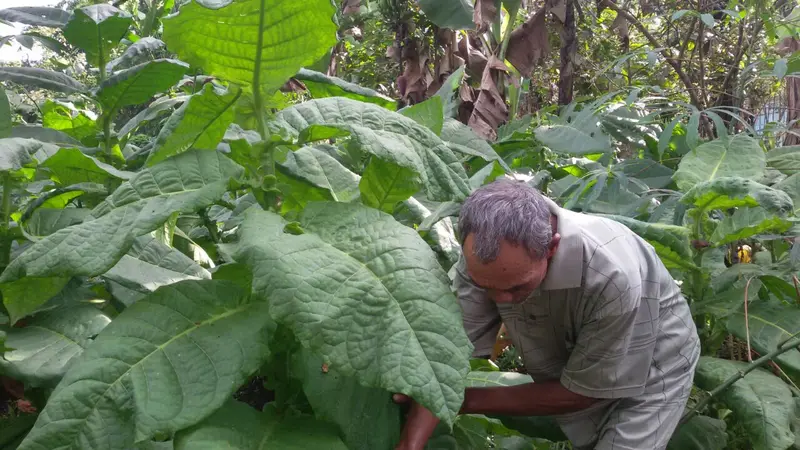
[454,196,700,447]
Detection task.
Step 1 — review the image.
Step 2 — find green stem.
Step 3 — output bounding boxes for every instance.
[200,208,220,244]
[0,174,12,269]
[678,331,800,426]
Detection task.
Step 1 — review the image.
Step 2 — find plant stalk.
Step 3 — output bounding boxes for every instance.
[0,174,12,270]
[679,331,800,426]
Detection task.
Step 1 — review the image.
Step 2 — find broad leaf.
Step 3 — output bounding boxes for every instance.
[118,96,187,140]
[614,158,675,189]
[596,214,697,271]
[441,118,505,163]
[0,6,70,27]
[174,400,348,450]
[533,104,612,155]
[96,59,188,112]
[41,148,134,186]
[290,347,402,450]
[295,68,396,110]
[0,305,111,388]
[776,173,800,214]
[417,0,475,30]
[147,84,240,166]
[106,37,167,73]
[273,97,471,202]
[0,67,86,94]
[667,415,728,450]
[42,101,97,144]
[694,356,795,450]
[11,125,82,147]
[359,158,421,213]
[277,146,360,202]
[62,5,133,67]
[0,150,243,322]
[0,138,38,172]
[16,280,274,450]
[223,202,473,426]
[399,96,445,135]
[709,207,792,246]
[0,86,10,138]
[26,208,91,237]
[673,135,766,191]
[161,0,337,94]
[680,177,794,217]
[767,146,800,175]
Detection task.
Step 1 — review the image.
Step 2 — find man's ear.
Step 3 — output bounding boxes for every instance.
[548,233,561,258]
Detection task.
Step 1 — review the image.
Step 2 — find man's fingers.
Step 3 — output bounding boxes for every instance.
[392,393,411,404]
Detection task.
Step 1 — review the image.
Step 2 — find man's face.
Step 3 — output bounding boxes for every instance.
[463,234,557,304]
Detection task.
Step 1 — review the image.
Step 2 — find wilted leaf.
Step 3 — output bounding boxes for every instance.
[62,5,133,67]
[162,0,337,95]
[223,202,473,426]
[694,356,795,450]
[118,96,187,140]
[174,400,347,450]
[468,57,509,141]
[16,280,274,450]
[673,135,766,191]
[0,305,111,388]
[473,0,497,32]
[506,10,549,76]
[147,84,240,166]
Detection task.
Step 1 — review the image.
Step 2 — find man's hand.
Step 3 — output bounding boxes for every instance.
[393,394,440,450]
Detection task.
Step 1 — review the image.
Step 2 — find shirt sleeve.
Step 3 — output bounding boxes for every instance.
[560,280,658,399]
[452,257,502,358]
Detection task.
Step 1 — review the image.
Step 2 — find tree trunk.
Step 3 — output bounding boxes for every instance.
[557,0,576,105]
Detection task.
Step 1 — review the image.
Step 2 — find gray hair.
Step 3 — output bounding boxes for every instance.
[458,178,553,263]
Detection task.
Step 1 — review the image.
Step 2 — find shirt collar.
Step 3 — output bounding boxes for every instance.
[539,196,583,291]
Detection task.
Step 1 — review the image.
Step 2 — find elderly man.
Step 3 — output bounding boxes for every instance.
[395,179,700,450]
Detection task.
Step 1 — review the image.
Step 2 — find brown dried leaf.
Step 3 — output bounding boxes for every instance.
[474,0,498,33]
[506,10,549,77]
[612,13,628,39]
[549,0,567,23]
[467,56,508,140]
[458,34,488,78]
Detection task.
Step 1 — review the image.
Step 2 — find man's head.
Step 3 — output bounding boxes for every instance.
[458,179,560,304]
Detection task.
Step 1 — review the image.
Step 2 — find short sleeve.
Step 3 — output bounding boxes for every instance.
[560,282,658,399]
[452,257,502,358]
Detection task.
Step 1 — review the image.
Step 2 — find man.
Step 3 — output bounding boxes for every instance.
[395,179,700,450]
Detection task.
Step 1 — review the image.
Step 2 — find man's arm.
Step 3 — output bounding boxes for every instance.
[461,380,598,416]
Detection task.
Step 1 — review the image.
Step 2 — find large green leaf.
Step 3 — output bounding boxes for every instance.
[41,148,134,186]
[147,84,240,166]
[680,177,794,217]
[16,280,274,450]
[596,214,697,271]
[62,5,133,67]
[767,146,800,175]
[417,0,475,29]
[161,0,337,95]
[694,356,795,450]
[294,68,396,110]
[41,101,97,144]
[96,59,188,112]
[277,146,361,202]
[673,135,766,192]
[709,207,792,246]
[399,96,445,135]
[0,305,111,388]
[0,7,70,27]
[441,118,505,163]
[289,347,402,450]
[0,137,38,172]
[273,97,471,202]
[25,208,91,237]
[11,125,82,147]
[667,415,728,450]
[776,172,800,215]
[0,150,243,322]
[533,104,612,156]
[0,67,86,94]
[0,86,10,139]
[359,158,421,213]
[223,202,473,426]
[174,400,347,450]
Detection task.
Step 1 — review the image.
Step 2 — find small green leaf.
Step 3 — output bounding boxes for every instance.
[96,59,188,112]
[0,86,10,138]
[674,135,765,191]
[0,67,87,94]
[694,356,795,450]
[162,0,337,95]
[0,305,111,388]
[671,9,694,20]
[700,13,715,27]
[399,96,445,135]
[709,207,792,246]
[174,400,348,450]
[359,158,421,213]
[147,84,240,166]
[62,5,133,67]
[16,280,274,450]
[774,58,789,79]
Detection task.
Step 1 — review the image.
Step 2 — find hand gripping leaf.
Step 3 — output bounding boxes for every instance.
[224,202,473,426]
[0,150,243,322]
[16,280,274,450]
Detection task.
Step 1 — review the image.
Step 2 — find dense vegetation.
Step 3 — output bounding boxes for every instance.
[0,0,799,448]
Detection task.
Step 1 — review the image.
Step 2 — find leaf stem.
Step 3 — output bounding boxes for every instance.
[0,174,12,269]
[679,331,800,426]
[200,208,220,244]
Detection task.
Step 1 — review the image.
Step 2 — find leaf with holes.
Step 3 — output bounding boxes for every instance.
[15,280,274,450]
[222,202,473,426]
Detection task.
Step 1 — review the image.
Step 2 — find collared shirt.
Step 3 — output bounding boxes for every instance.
[454,196,700,445]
